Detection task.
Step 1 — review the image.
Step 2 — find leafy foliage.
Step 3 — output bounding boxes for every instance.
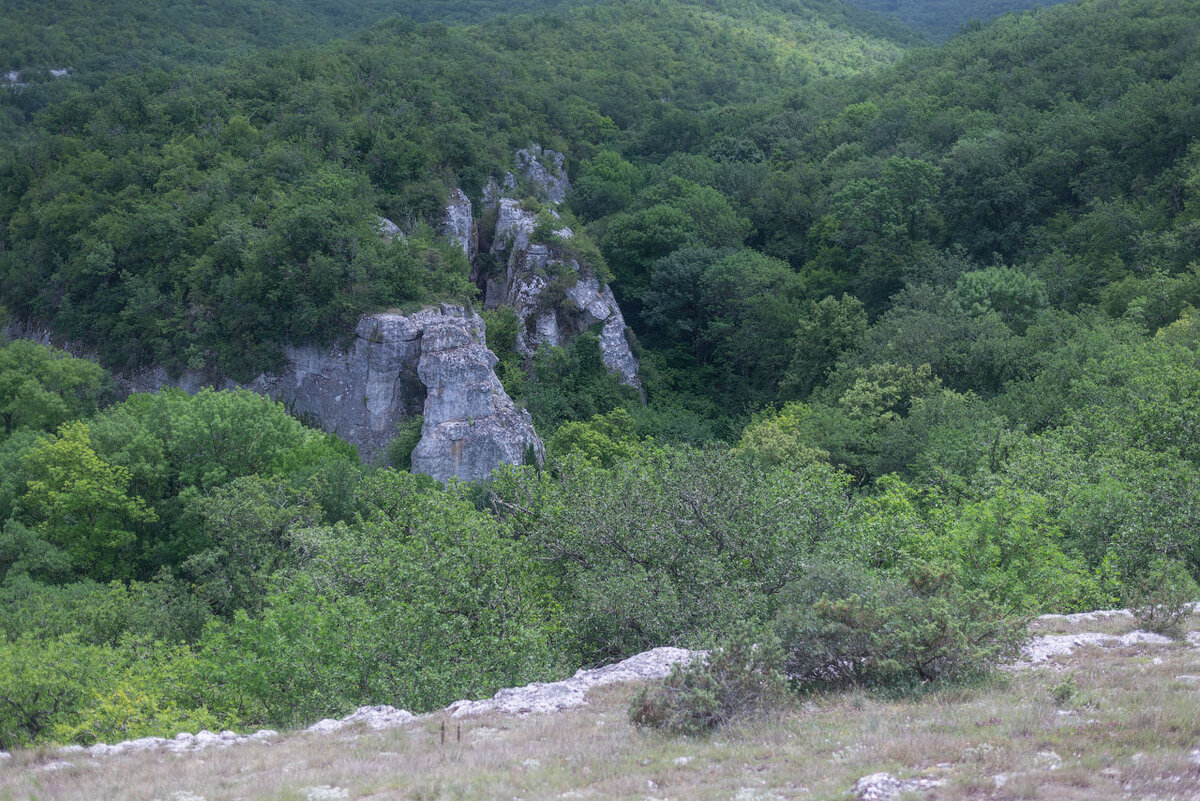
[199,470,568,725]
[494,446,852,660]
[774,562,1027,688]
[630,624,788,735]
[1123,559,1199,638]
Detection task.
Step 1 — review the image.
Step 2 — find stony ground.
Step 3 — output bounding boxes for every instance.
[4,612,1200,801]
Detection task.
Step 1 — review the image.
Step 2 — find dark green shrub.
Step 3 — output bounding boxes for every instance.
[774,562,1027,689]
[386,416,424,471]
[630,625,788,735]
[1124,559,1198,638]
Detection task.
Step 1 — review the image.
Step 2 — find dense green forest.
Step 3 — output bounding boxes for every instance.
[844,0,1072,39]
[1,0,1199,748]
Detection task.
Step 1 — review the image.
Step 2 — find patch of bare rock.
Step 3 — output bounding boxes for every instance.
[305,705,416,734]
[1017,629,1174,666]
[852,772,945,800]
[447,646,701,717]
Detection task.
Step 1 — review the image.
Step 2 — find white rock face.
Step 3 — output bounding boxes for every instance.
[53,728,277,761]
[441,188,477,261]
[447,647,699,718]
[11,307,542,481]
[300,787,350,801]
[483,151,641,391]
[1017,630,1174,667]
[852,773,944,801]
[376,216,404,243]
[1033,608,1135,626]
[305,705,415,734]
[409,307,545,482]
[515,144,570,204]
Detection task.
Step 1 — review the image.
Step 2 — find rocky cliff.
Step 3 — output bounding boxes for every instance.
[408,307,544,482]
[480,149,642,391]
[8,306,542,483]
[6,146,636,482]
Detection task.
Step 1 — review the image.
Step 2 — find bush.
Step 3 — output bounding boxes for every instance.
[630,625,787,735]
[1124,559,1198,638]
[386,416,424,471]
[198,470,569,726]
[0,636,117,748]
[495,446,852,660]
[0,634,241,749]
[773,562,1027,689]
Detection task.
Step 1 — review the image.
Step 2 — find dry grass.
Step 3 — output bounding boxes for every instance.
[5,636,1200,801]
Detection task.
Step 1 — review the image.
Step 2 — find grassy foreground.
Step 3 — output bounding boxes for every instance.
[3,614,1200,800]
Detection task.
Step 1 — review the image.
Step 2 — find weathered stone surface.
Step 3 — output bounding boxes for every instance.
[1016,630,1173,667]
[410,307,544,483]
[483,159,641,391]
[441,188,477,262]
[852,773,944,801]
[376,216,404,244]
[515,144,570,204]
[447,647,701,718]
[306,705,415,734]
[7,307,542,480]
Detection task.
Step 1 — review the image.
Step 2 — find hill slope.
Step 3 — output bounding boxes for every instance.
[0,0,907,378]
[845,0,1076,40]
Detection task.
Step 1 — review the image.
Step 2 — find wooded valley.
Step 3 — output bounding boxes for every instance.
[0,0,1197,751]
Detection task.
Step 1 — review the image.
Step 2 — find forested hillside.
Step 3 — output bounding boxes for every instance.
[0,0,906,378]
[845,0,1074,39]
[0,0,1199,753]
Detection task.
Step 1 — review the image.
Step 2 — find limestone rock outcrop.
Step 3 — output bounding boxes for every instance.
[409,307,544,482]
[480,148,641,391]
[8,307,542,483]
[6,146,633,481]
[515,144,570,204]
[441,188,477,262]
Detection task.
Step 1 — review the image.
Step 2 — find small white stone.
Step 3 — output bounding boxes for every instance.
[169,792,207,801]
[300,788,350,801]
[306,718,344,734]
